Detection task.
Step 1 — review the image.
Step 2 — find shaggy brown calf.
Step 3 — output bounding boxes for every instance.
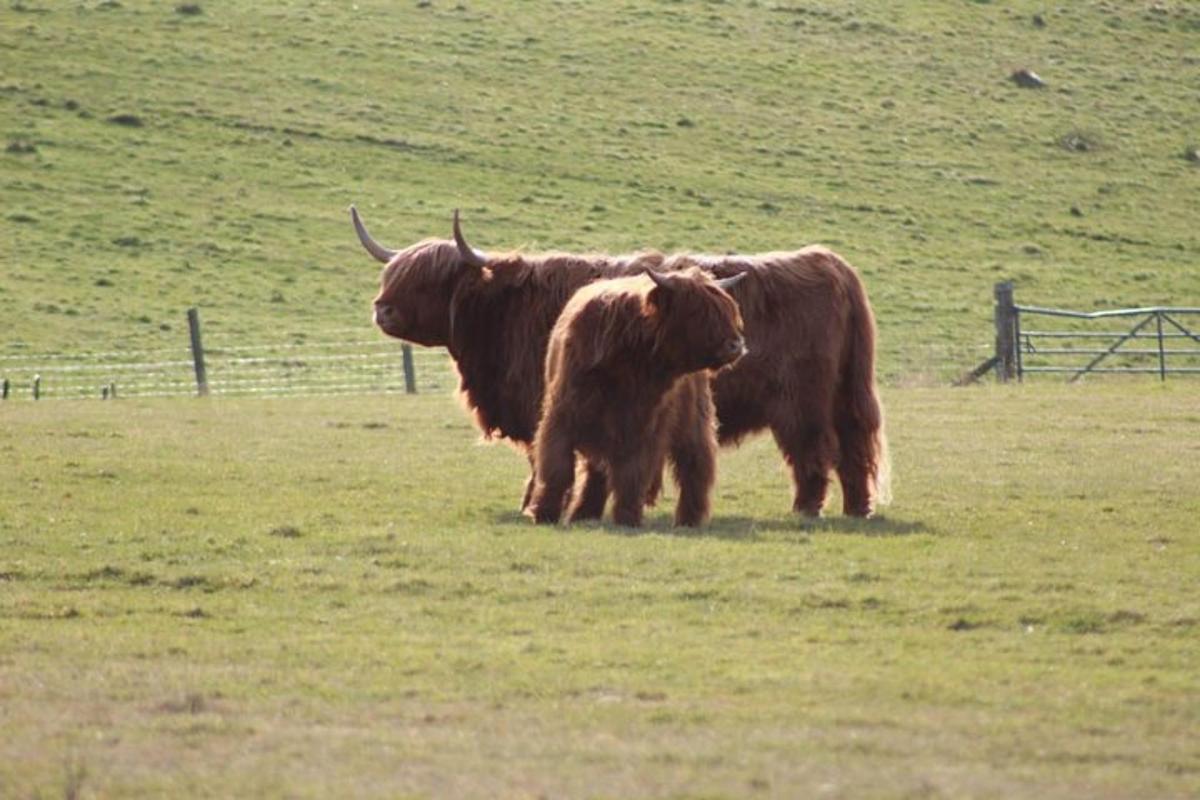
[354,207,889,517]
[528,268,746,527]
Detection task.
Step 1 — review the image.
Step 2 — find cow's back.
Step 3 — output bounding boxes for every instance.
[673,248,868,443]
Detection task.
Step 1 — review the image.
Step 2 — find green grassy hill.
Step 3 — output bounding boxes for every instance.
[4,1,1198,380]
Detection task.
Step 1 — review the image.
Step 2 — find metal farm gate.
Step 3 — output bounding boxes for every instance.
[985,282,1200,382]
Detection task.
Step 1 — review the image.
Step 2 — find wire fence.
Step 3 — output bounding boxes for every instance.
[0,336,994,401]
[0,329,458,401]
[9,284,1191,401]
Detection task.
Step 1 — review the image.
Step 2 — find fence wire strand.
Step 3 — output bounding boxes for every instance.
[2,332,457,401]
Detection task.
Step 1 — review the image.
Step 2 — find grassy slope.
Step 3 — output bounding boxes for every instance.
[3,1,1199,381]
[1,385,1197,797]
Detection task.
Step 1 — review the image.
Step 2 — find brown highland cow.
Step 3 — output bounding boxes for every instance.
[354,207,889,517]
[528,267,746,527]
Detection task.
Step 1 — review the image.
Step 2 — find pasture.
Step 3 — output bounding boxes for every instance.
[3,0,1199,797]
[2,386,1198,797]
[4,1,1199,377]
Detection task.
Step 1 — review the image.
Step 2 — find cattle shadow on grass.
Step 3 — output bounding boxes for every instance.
[670,513,931,541]
[492,511,930,541]
[492,510,763,541]
[794,514,931,538]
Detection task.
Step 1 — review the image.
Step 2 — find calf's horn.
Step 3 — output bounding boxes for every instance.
[452,209,488,269]
[647,270,672,290]
[350,205,397,263]
[714,272,748,291]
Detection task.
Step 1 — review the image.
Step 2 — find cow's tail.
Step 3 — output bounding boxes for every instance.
[839,265,891,511]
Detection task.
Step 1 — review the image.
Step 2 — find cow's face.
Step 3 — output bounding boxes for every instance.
[355,208,490,348]
[648,268,747,373]
[372,240,467,347]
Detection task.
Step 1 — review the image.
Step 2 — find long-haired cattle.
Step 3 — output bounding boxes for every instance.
[355,207,889,517]
[528,267,746,527]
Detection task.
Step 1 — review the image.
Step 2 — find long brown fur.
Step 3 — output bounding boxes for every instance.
[528,268,744,527]
[363,213,889,517]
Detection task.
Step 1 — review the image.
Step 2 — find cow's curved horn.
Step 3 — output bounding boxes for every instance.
[647,270,672,290]
[350,205,397,263]
[452,209,488,269]
[713,272,748,292]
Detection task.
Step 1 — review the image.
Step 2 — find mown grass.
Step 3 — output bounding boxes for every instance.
[3,1,1199,381]
[1,385,1197,797]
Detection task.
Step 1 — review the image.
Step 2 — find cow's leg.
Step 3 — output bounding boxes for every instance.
[669,432,715,528]
[528,418,576,526]
[567,462,608,522]
[835,410,882,518]
[608,457,651,528]
[644,466,663,507]
[520,452,536,512]
[835,459,871,518]
[770,401,838,518]
[668,387,718,527]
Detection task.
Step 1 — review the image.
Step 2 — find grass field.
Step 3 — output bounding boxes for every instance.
[3,2,1199,797]
[2,386,1198,798]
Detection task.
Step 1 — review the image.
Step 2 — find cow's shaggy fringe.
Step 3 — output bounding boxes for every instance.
[362,212,889,517]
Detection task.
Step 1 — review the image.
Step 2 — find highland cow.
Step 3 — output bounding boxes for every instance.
[354,207,889,517]
[528,267,746,527]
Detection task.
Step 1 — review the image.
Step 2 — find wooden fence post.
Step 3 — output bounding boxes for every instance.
[187,307,210,397]
[2,378,8,400]
[401,344,417,394]
[994,281,1017,382]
